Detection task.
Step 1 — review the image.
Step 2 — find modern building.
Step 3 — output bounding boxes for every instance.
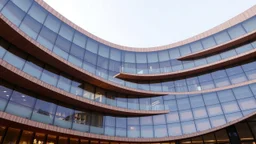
[0,0,256,143]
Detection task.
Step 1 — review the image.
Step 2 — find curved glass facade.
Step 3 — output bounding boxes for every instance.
[0,0,256,142]
[1,79,256,137]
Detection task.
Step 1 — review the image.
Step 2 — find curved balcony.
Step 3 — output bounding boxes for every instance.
[0,60,169,116]
[178,30,256,60]
[116,48,256,81]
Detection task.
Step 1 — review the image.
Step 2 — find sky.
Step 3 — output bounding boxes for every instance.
[43,0,256,48]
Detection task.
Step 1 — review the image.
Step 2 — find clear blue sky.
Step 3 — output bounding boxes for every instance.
[44,0,255,48]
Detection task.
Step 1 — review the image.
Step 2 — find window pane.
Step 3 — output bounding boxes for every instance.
[40,66,59,86]
[44,14,61,32]
[23,57,43,79]
[20,15,42,39]
[3,46,26,69]
[2,1,26,26]
[3,128,20,144]
[27,2,47,23]
[86,39,98,54]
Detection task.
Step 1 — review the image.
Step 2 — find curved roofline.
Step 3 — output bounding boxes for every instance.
[36,0,256,52]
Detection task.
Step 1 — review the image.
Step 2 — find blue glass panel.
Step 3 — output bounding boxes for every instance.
[27,2,47,23]
[226,112,242,122]
[214,78,231,87]
[54,36,71,53]
[169,48,180,59]
[220,49,237,59]
[154,125,168,137]
[210,115,226,127]
[235,43,253,54]
[177,98,190,110]
[158,50,169,62]
[140,116,152,125]
[141,126,153,138]
[104,126,115,136]
[147,52,159,63]
[168,123,182,136]
[242,16,256,33]
[67,56,81,68]
[3,46,26,69]
[5,102,32,118]
[23,57,43,79]
[86,39,98,54]
[222,101,240,114]
[242,61,256,72]
[211,70,227,79]
[110,48,121,61]
[207,104,223,116]
[193,107,207,119]
[0,39,9,58]
[116,128,126,137]
[201,36,216,49]
[217,89,235,103]
[250,83,256,95]
[37,26,57,50]
[238,97,256,111]
[228,24,246,39]
[203,92,219,106]
[226,66,243,76]
[44,14,61,32]
[70,80,83,96]
[11,0,32,12]
[82,61,95,74]
[59,24,74,41]
[190,95,204,108]
[195,118,211,131]
[70,44,85,59]
[179,45,191,56]
[53,47,68,60]
[200,81,215,90]
[98,45,109,58]
[10,89,35,107]
[153,115,166,125]
[127,126,140,138]
[190,41,203,52]
[54,106,73,129]
[0,0,8,10]
[182,121,196,134]
[0,82,13,100]
[116,117,126,128]
[229,73,247,84]
[233,86,253,99]
[2,1,26,26]
[206,55,221,63]
[180,110,193,121]
[40,66,59,86]
[97,56,108,69]
[214,31,230,44]
[19,15,42,39]
[73,31,86,48]
[57,74,71,92]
